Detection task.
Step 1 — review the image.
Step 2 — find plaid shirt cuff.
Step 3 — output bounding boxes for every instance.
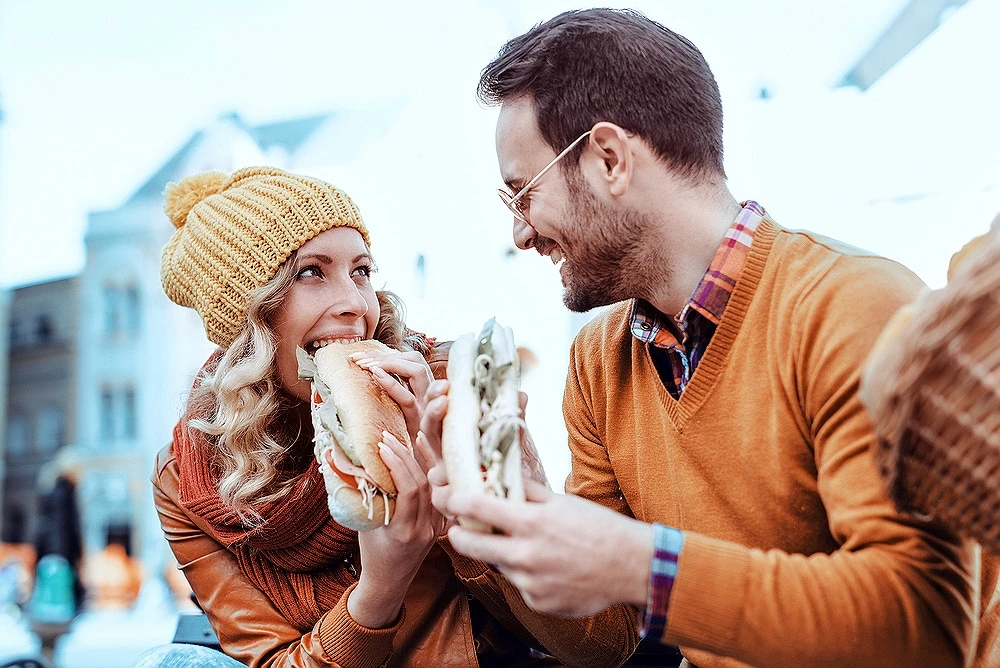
[640,524,685,642]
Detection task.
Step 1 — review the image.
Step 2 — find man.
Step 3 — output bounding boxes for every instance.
[420,8,1000,667]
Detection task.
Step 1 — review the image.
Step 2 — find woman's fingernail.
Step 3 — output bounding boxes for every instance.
[371,366,389,375]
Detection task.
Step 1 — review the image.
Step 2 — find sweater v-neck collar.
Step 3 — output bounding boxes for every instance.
[643,217,779,429]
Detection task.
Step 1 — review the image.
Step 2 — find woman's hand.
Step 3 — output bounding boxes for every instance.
[347,431,445,629]
[351,350,434,445]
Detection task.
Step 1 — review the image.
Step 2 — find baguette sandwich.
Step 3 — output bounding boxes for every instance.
[442,318,526,532]
[297,341,410,531]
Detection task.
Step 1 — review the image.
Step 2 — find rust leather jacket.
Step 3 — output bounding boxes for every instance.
[153,445,640,667]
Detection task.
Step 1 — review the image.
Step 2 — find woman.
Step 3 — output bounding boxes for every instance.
[137,167,638,667]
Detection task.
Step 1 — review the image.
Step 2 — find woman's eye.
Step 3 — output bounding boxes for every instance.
[297,265,322,279]
[353,264,375,278]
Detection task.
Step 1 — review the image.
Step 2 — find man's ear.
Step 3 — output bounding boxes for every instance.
[586,122,633,197]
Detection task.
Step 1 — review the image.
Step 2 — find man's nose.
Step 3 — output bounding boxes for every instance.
[513,218,537,250]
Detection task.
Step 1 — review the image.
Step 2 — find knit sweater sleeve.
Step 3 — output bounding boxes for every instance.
[563,322,634,517]
[438,537,640,667]
[151,445,402,668]
[663,257,981,667]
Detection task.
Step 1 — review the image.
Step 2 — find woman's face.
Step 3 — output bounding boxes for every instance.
[273,227,380,401]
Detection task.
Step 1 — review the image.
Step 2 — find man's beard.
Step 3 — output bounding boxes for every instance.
[546,173,658,312]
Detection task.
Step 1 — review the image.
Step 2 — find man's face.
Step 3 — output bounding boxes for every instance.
[495,99,651,312]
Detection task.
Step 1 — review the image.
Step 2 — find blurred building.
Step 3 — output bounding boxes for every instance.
[0,289,9,528]
[1,277,78,545]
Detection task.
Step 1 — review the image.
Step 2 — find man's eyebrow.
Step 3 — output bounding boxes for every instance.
[503,177,525,193]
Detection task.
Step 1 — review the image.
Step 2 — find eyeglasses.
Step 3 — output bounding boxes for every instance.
[497,130,592,224]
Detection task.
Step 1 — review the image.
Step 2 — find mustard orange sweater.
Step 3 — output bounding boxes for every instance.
[564,219,1000,667]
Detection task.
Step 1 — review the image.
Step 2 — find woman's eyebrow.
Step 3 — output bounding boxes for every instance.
[351,253,374,264]
[296,253,334,265]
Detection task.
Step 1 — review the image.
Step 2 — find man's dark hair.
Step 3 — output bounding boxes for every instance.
[479,8,725,181]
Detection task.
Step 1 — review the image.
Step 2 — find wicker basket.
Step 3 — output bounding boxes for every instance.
[860,229,1000,552]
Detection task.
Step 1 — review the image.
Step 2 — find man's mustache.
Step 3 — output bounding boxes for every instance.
[534,235,559,256]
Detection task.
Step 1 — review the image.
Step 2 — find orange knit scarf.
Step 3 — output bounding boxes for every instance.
[173,408,358,631]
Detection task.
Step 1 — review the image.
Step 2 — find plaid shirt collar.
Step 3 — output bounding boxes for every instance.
[630,201,766,348]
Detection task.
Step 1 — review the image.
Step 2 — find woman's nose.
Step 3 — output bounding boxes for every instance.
[328,280,369,318]
[513,217,537,250]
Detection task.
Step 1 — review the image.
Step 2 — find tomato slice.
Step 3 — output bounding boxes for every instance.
[324,449,358,488]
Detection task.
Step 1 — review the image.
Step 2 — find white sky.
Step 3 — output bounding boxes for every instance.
[0,0,998,289]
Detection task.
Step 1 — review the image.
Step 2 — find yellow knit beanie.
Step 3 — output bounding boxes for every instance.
[160,166,371,347]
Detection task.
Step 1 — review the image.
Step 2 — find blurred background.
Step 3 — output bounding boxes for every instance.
[0,0,997,665]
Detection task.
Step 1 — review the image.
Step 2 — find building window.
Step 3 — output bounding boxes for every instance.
[103,286,120,335]
[104,283,141,337]
[99,385,138,443]
[6,414,29,455]
[36,407,65,452]
[35,314,54,345]
[124,286,141,332]
[122,387,136,439]
[100,388,115,440]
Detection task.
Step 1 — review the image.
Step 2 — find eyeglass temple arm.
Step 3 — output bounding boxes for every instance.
[511,130,592,201]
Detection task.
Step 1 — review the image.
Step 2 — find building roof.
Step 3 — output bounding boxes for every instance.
[126,111,331,204]
[246,113,330,154]
[126,131,205,204]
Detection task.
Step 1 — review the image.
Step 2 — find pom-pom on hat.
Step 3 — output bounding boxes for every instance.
[160,166,370,347]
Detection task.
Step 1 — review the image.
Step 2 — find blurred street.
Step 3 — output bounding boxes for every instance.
[1,577,182,667]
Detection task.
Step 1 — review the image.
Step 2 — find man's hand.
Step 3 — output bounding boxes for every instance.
[418,380,550,518]
[446,480,655,616]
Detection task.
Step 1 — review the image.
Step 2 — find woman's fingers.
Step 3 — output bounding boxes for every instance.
[367,367,421,441]
[378,432,422,521]
[354,351,435,443]
[378,431,436,540]
[384,431,427,485]
[413,431,440,474]
[352,352,434,405]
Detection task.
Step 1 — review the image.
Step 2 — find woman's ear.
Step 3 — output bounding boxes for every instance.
[586,122,633,198]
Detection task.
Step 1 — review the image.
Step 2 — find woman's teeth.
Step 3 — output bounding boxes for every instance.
[310,337,362,351]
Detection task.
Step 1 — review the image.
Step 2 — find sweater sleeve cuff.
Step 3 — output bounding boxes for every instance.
[640,524,685,642]
[316,581,405,668]
[662,532,752,653]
